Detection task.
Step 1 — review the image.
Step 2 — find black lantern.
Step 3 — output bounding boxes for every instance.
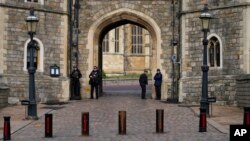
[199,4,212,31]
[26,8,39,34]
[50,64,60,77]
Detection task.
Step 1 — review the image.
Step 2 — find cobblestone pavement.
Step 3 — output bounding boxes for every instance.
[9,94,229,141]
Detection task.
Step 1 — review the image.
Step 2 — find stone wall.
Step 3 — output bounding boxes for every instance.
[78,0,177,99]
[236,75,250,107]
[179,1,248,105]
[0,75,9,108]
[0,86,9,108]
[0,0,69,103]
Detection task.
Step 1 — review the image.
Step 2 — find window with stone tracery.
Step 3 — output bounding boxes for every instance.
[24,38,44,72]
[208,36,221,68]
[27,41,39,69]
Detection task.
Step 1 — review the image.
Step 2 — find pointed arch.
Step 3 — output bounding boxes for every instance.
[83,8,166,99]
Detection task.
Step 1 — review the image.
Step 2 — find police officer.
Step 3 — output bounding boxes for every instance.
[70,65,82,100]
[89,66,101,99]
[154,69,162,100]
[139,69,148,99]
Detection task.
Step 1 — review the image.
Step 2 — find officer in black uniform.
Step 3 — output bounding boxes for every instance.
[70,65,82,100]
[89,66,101,99]
[139,69,148,99]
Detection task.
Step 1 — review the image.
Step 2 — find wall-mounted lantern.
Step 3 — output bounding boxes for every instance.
[50,64,60,77]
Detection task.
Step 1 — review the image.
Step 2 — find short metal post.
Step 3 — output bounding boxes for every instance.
[45,114,53,138]
[3,116,11,140]
[118,111,126,135]
[199,108,207,132]
[82,112,89,136]
[243,107,250,126]
[156,109,164,133]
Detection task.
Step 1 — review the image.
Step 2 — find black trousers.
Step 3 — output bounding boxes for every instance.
[155,85,161,100]
[90,85,98,99]
[140,84,146,99]
[71,79,81,100]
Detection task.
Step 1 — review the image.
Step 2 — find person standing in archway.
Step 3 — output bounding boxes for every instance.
[154,68,162,100]
[139,69,148,99]
[89,66,101,99]
[70,65,82,100]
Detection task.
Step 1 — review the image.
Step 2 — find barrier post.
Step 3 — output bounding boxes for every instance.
[243,107,250,126]
[156,109,164,133]
[45,114,53,137]
[118,111,126,135]
[199,108,207,132]
[82,112,89,136]
[3,116,11,140]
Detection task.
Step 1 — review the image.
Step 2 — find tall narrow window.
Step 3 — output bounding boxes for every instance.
[216,43,220,66]
[102,34,109,53]
[208,36,221,68]
[115,28,119,53]
[27,41,39,69]
[209,42,214,67]
[24,38,44,72]
[132,25,143,54]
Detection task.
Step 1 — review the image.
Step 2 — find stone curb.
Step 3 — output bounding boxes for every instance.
[188,106,229,134]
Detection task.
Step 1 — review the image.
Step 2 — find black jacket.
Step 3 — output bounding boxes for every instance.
[154,73,162,87]
[139,73,148,85]
[89,70,101,85]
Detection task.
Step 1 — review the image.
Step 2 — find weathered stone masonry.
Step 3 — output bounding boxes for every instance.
[0,0,69,103]
[77,0,178,99]
[180,0,250,105]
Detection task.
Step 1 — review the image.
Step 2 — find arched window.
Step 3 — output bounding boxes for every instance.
[27,41,39,69]
[24,38,44,72]
[208,35,222,68]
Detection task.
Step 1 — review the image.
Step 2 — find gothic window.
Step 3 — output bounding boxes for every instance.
[27,41,39,69]
[24,38,44,72]
[132,25,143,54]
[102,34,109,53]
[115,28,119,53]
[208,36,221,68]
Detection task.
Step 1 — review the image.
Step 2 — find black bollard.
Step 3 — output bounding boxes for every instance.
[156,109,164,133]
[199,108,207,132]
[82,112,89,136]
[118,111,126,135]
[3,116,11,140]
[45,114,53,138]
[243,107,250,126]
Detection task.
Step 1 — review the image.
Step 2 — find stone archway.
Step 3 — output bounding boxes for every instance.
[82,8,168,99]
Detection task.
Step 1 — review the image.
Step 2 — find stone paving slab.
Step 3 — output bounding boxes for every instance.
[2,95,229,141]
[190,105,243,134]
[0,104,56,139]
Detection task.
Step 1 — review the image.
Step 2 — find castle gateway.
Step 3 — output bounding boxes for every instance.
[1,0,250,107]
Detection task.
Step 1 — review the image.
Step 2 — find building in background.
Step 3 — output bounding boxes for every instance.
[102,24,151,76]
[0,0,250,107]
